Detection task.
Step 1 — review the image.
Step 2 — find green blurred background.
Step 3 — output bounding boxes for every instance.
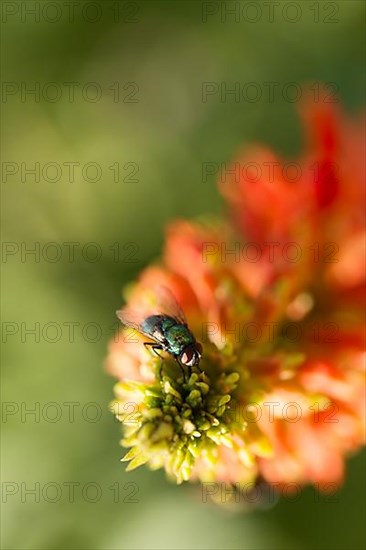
[1,1,365,549]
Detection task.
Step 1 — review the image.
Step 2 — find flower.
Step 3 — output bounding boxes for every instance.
[111,366,241,485]
[106,88,365,494]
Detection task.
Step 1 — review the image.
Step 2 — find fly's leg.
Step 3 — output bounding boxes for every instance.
[143,343,187,383]
[143,342,165,380]
[143,342,164,358]
[176,357,189,383]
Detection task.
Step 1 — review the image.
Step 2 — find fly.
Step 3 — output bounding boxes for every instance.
[116,286,202,374]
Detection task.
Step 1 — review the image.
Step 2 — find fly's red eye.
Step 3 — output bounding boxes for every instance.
[180,345,201,367]
[180,348,195,366]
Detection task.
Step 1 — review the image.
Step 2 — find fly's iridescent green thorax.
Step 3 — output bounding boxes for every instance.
[141,315,195,356]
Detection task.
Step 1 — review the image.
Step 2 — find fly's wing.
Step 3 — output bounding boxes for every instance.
[154,285,187,325]
[116,307,156,340]
[116,286,187,332]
